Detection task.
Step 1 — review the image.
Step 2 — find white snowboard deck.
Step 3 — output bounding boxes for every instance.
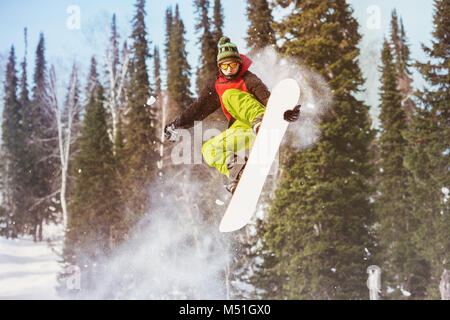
[219,78,300,232]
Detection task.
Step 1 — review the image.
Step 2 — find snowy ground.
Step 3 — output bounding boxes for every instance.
[0,226,63,299]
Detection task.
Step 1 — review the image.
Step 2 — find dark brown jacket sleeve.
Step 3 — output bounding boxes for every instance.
[172,75,221,129]
[243,71,271,106]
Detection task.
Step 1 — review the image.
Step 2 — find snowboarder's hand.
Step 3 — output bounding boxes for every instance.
[283,105,301,122]
[164,123,178,142]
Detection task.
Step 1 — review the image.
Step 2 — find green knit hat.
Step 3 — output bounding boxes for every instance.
[217,36,242,66]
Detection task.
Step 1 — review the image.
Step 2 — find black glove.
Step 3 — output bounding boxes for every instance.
[164,123,178,142]
[283,105,301,122]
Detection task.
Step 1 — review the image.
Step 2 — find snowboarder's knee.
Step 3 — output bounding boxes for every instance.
[222,89,243,106]
[202,139,221,166]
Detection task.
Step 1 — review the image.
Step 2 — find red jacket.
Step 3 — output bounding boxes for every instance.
[172,54,270,129]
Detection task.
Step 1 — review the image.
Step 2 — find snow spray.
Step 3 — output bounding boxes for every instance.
[75,168,230,299]
[248,46,333,152]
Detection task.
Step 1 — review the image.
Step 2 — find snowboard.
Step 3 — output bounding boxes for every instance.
[219,78,300,232]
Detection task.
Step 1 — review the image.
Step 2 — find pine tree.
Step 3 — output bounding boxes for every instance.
[254,0,376,299]
[404,0,449,299]
[63,84,119,292]
[390,9,401,71]
[109,14,120,84]
[18,28,36,236]
[245,0,276,53]
[390,11,415,121]
[212,0,224,44]
[194,0,217,93]
[164,7,174,97]
[164,7,173,68]
[397,18,412,77]
[62,64,81,131]
[153,46,162,97]
[19,28,30,116]
[0,46,26,237]
[376,39,428,299]
[122,0,159,225]
[29,33,59,241]
[114,43,129,177]
[63,62,82,164]
[86,56,100,104]
[104,13,120,115]
[166,5,192,109]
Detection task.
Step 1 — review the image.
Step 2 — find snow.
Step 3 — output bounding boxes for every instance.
[0,225,63,299]
[400,286,412,297]
[442,187,449,203]
[146,96,156,105]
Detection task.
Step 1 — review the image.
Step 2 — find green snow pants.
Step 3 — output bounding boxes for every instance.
[202,89,266,178]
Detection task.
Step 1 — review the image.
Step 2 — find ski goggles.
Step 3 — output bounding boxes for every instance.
[219,62,239,70]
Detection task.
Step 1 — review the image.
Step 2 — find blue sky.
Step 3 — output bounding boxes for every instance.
[0,0,435,124]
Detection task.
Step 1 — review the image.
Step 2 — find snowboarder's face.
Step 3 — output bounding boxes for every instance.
[219,60,240,77]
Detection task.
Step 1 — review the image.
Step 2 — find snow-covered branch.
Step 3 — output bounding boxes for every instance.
[27,190,60,213]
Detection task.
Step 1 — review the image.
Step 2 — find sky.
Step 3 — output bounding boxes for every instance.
[0,0,435,125]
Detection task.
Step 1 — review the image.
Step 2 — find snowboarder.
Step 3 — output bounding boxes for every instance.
[164,36,300,193]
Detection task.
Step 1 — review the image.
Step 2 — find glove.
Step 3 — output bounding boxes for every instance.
[164,123,178,142]
[283,105,301,122]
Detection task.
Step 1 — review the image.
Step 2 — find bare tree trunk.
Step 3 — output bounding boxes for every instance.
[157,92,168,170]
[48,65,82,232]
[38,220,43,242]
[105,45,129,151]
